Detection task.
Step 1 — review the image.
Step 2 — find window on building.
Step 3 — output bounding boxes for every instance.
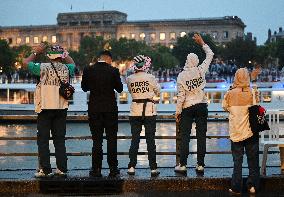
[92,21,101,25]
[159,33,166,41]
[131,33,136,39]
[51,36,57,43]
[139,33,145,40]
[33,36,39,44]
[120,34,126,38]
[150,33,156,41]
[180,32,187,37]
[42,36,48,42]
[25,37,30,44]
[212,32,218,39]
[169,44,174,49]
[169,32,176,40]
[223,31,229,39]
[16,37,22,44]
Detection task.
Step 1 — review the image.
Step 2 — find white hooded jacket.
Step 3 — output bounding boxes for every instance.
[176,44,214,114]
[127,72,160,116]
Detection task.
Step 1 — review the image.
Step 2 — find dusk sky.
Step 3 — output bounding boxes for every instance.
[0,0,283,45]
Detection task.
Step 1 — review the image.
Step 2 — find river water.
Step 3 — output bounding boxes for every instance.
[0,121,283,170]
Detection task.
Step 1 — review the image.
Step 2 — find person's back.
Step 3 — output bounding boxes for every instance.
[222,68,254,142]
[81,50,123,178]
[222,68,260,194]
[82,61,123,113]
[23,43,75,178]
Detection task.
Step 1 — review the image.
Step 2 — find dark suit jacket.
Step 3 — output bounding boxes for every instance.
[81,61,123,113]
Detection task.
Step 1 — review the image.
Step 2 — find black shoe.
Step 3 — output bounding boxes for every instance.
[151,169,160,177]
[89,169,102,177]
[109,168,120,177]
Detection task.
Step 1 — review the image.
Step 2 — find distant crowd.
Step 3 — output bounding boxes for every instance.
[1,59,283,84]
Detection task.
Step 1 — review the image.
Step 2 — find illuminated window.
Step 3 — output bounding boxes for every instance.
[139,33,145,40]
[180,32,187,37]
[33,36,39,44]
[223,31,229,39]
[212,31,218,39]
[16,37,22,44]
[159,33,166,41]
[120,34,125,38]
[150,33,156,41]
[131,33,136,39]
[169,44,174,49]
[25,37,30,44]
[169,32,176,40]
[51,35,57,43]
[42,36,48,42]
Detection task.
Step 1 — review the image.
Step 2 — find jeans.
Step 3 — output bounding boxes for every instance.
[231,134,260,192]
[88,112,118,170]
[179,103,208,166]
[37,109,68,174]
[128,116,157,170]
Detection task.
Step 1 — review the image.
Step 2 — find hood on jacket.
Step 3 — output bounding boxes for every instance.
[232,68,250,88]
[183,53,199,70]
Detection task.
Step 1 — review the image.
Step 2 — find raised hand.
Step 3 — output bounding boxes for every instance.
[192,33,205,46]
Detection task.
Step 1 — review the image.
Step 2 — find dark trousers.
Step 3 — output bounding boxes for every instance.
[231,134,260,192]
[128,116,157,170]
[88,112,118,170]
[179,103,208,166]
[37,109,67,174]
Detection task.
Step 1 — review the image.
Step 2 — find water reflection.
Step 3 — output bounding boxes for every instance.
[0,122,283,169]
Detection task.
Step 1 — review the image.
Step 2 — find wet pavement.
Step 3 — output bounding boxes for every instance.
[1,167,284,196]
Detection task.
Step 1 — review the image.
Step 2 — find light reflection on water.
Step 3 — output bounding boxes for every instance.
[0,122,283,170]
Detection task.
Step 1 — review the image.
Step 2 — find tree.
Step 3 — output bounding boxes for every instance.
[275,38,284,68]
[172,33,217,67]
[79,36,106,67]
[221,37,257,67]
[144,44,178,70]
[0,39,16,75]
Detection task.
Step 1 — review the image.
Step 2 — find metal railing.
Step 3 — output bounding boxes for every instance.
[0,114,283,167]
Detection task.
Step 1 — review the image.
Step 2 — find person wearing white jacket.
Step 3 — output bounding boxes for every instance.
[175,34,214,174]
[126,55,161,177]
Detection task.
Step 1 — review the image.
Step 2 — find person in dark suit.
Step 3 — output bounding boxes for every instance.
[81,50,123,177]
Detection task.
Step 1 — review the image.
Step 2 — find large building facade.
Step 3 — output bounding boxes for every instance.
[0,10,246,50]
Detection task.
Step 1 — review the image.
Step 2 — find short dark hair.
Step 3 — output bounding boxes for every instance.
[99,50,112,59]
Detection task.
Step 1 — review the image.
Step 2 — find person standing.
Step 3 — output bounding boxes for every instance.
[23,43,76,178]
[175,34,214,174]
[81,50,123,177]
[126,55,160,177]
[222,68,260,195]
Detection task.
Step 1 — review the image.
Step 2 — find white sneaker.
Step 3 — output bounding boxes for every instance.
[34,169,53,178]
[174,164,187,173]
[53,168,67,177]
[127,167,135,175]
[151,169,160,177]
[249,187,256,194]
[195,165,204,173]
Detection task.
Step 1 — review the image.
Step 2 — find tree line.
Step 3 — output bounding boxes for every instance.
[1,33,284,76]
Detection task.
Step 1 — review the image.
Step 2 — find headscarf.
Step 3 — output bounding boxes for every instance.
[232,68,250,89]
[131,55,151,72]
[183,53,199,70]
[46,45,69,60]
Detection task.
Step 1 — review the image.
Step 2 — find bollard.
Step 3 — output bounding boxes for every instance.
[176,118,180,166]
